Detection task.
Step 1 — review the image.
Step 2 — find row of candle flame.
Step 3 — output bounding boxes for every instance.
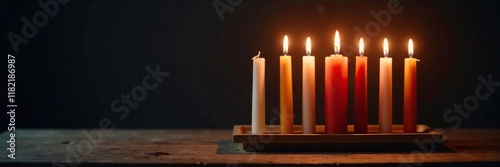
[281,30,414,58]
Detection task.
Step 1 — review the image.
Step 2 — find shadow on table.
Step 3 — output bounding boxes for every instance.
[216,140,453,154]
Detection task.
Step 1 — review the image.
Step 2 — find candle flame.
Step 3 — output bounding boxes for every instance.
[306,37,311,55]
[359,38,364,56]
[283,35,289,55]
[334,30,340,54]
[408,39,414,58]
[383,38,389,57]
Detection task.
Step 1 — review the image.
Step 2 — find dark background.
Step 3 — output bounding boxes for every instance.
[0,0,499,130]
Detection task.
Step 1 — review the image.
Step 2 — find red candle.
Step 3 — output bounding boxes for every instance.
[325,30,348,134]
[354,38,368,133]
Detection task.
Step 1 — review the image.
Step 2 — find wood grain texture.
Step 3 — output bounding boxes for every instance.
[233,124,445,152]
[0,128,499,166]
[233,124,442,144]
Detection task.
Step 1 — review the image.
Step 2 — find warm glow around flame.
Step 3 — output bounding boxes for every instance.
[359,38,364,56]
[383,38,389,57]
[306,37,311,55]
[283,35,288,55]
[408,39,414,58]
[334,30,340,54]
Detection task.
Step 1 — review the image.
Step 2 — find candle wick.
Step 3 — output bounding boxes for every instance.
[252,51,261,60]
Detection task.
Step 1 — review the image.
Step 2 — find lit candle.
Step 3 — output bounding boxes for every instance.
[379,38,393,133]
[251,51,265,134]
[404,39,418,133]
[325,30,348,134]
[280,35,294,134]
[354,38,368,133]
[302,37,315,134]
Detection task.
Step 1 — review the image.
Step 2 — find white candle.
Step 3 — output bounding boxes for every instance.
[252,51,265,134]
[302,37,315,134]
[379,38,393,133]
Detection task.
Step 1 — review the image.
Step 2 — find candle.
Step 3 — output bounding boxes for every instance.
[280,35,294,134]
[354,38,368,133]
[325,30,348,134]
[302,37,316,134]
[379,38,393,133]
[404,39,418,133]
[251,51,265,134]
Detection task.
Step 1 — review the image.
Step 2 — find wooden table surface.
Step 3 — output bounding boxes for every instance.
[1,128,500,166]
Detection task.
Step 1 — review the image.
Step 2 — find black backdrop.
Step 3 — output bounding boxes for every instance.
[0,0,499,130]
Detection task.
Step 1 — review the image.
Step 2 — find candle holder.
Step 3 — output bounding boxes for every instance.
[232,124,443,152]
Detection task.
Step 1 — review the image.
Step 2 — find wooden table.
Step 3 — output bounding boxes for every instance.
[1,128,499,166]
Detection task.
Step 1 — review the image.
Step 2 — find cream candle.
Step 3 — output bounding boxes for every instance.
[251,51,265,134]
[379,38,393,133]
[302,37,315,134]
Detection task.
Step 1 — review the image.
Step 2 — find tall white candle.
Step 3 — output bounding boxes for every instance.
[379,38,393,133]
[252,51,265,134]
[302,37,315,134]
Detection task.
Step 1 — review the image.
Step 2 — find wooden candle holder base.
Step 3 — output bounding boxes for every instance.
[232,124,443,152]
